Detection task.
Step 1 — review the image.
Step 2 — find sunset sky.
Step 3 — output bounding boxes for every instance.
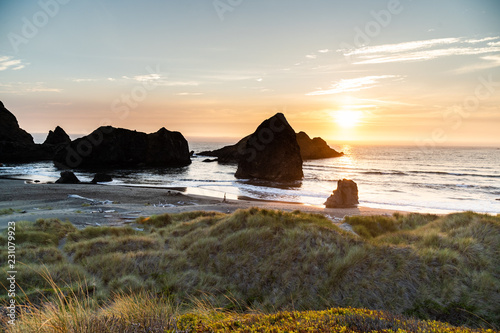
[1,0,499,146]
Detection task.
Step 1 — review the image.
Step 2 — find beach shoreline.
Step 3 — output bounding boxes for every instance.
[0,178,405,229]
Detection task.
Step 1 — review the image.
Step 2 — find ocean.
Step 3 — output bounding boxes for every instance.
[1,143,499,214]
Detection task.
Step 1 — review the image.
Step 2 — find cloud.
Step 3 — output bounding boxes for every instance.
[176,92,204,96]
[130,73,199,86]
[71,73,199,87]
[133,73,161,82]
[452,55,500,74]
[339,36,500,65]
[318,49,330,53]
[72,78,101,82]
[200,72,263,82]
[0,82,61,94]
[306,75,399,96]
[0,56,29,71]
[306,54,317,59]
[27,87,62,93]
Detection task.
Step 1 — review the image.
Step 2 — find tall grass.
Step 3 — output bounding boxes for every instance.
[1,209,499,330]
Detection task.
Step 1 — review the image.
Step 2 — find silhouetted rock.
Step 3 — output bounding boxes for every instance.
[53,126,191,169]
[235,113,303,181]
[43,126,71,146]
[296,132,344,159]
[324,179,359,208]
[55,171,80,184]
[0,101,56,162]
[200,132,342,162]
[0,101,34,144]
[92,173,113,183]
[202,158,218,163]
[199,135,250,163]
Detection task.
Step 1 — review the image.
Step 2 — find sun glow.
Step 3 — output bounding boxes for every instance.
[332,110,363,128]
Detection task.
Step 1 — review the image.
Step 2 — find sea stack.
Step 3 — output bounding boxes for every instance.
[0,101,48,162]
[235,113,303,181]
[199,131,343,162]
[43,126,71,146]
[296,131,344,159]
[0,101,34,145]
[53,126,191,169]
[325,179,359,208]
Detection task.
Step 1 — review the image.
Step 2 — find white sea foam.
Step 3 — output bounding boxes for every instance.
[1,144,499,214]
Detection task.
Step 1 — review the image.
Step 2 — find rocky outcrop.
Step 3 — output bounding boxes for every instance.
[0,101,51,162]
[92,173,113,183]
[0,102,72,163]
[199,135,249,163]
[43,126,71,146]
[235,113,303,181]
[296,131,343,159]
[199,132,342,162]
[0,101,34,145]
[55,171,80,184]
[53,126,191,169]
[324,179,359,208]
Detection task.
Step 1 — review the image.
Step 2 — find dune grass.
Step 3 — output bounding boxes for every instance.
[1,208,499,331]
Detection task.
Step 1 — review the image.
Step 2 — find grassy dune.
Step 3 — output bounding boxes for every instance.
[1,209,499,332]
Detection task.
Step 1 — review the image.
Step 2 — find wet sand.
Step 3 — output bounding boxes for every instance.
[0,178,402,229]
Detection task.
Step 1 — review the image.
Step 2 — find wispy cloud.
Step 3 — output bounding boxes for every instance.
[132,73,161,82]
[0,56,29,71]
[452,55,500,74]
[0,82,61,94]
[72,78,101,83]
[339,37,500,65]
[199,72,264,82]
[71,73,199,87]
[176,92,204,96]
[306,75,399,96]
[128,74,199,86]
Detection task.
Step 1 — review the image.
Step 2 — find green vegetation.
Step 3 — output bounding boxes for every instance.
[1,209,499,332]
[0,208,23,215]
[0,208,15,215]
[345,212,439,238]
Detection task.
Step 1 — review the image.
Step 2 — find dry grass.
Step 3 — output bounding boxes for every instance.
[1,209,499,331]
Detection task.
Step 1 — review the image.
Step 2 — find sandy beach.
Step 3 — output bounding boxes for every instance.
[0,178,401,229]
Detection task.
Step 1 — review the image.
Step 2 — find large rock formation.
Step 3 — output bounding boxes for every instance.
[0,101,34,145]
[0,102,72,163]
[53,126,191,169]
[43,126,71,146]
[55,171,80,184]
[92,173,113,183]
[199,131,343,162]
[234,113,303,181]
[296,131,343,159]
[0,101,51,162]
[199,135,250,163]
[324,179,359,208]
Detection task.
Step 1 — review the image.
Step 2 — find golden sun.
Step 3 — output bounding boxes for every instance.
[332,110,363,128]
